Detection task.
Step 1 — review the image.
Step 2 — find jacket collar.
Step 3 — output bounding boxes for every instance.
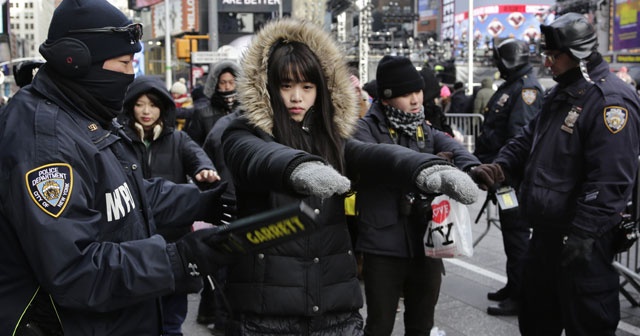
[548,58,609,100]
[30,66,116,145]
[500,64,532,88]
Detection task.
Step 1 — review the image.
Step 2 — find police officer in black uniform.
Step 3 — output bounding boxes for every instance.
[470,13,640,335]
[474,38,543,316]
[0,1,234,335]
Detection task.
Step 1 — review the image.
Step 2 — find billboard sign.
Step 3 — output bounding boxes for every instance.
[613,0,640,50]
[152,0,200,38]
[441,0,456,41]
[219,0,291,13]
[454,5,549,50]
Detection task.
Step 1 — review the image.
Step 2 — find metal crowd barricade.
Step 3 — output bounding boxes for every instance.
[614,242,640,306]
[444,113,484,153]
[613,157,640,306]
[473,192,501,247]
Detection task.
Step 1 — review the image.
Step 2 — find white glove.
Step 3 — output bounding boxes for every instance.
[290,161,351,199]
[416,165,479,205]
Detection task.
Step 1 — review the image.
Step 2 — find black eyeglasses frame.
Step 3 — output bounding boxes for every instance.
[541,51,563,65]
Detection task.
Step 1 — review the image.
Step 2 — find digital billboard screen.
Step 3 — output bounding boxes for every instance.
[454,5,549,51]
[613,0,640,50]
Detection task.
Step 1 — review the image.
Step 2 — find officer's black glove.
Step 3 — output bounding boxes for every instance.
[560,227,596,267]
[174,228,238,278]
[468,163,505,191]
[195,182,230,225]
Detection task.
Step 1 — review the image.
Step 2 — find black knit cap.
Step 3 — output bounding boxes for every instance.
[45,0,141,64]
[376,55,424,99]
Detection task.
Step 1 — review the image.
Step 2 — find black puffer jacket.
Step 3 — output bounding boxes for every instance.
[119,76,215,241]
[221,19,451,335]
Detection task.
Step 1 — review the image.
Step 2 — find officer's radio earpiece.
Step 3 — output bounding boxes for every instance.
[39,37,91,78]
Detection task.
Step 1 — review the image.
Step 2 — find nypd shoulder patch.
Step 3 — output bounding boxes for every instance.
[25,163,73,218]
[603,106,628,134]
[521,89,537,105]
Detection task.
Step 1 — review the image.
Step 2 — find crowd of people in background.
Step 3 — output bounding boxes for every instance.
[1,2,640,336]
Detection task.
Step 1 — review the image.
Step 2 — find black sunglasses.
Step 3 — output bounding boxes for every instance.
[68,23,143,45]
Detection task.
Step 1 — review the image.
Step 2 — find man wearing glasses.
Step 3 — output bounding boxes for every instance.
[0,0,235,335]
[471,13,640,335]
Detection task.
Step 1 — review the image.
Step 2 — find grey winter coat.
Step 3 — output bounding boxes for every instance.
[473,77,495,114]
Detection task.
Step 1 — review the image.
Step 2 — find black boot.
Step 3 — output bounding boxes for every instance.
[487,298,519,316]
[487,286,509,301]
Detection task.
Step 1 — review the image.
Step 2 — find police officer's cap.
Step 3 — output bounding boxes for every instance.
[540,12,597,60]
[493,38,529,71]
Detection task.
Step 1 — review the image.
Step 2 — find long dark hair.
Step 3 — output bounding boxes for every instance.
[125,91,167,128]
[267,40,345,172]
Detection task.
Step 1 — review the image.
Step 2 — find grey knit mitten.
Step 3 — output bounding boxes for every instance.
[416,165,479,205]
[290,161,351,199]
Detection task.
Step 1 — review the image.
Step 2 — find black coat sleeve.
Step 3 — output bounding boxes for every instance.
[222,117,322,194]
[431,129,481,171]
[345,138,451,190]
[144,177,204,227]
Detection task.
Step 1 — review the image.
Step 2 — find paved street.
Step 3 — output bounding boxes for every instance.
[182,190,640,335]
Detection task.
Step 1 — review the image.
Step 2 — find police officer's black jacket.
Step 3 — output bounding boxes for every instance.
[0,66,210,335]
[354,102,480,257]
[220,19,452,332]
[474,64,544,164]
[495,57,640,235]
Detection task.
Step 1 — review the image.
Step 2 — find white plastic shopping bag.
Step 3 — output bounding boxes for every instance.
[423,194,473,258]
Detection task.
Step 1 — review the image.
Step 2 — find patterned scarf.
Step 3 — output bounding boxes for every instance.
[384,104,425,138]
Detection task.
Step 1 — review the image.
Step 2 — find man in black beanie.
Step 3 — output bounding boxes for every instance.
[0,0,236,335]
[354,55,482,336]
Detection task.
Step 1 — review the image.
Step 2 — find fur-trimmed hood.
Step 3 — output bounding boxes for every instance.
[204,60,241,99]
[238,18,358,138]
